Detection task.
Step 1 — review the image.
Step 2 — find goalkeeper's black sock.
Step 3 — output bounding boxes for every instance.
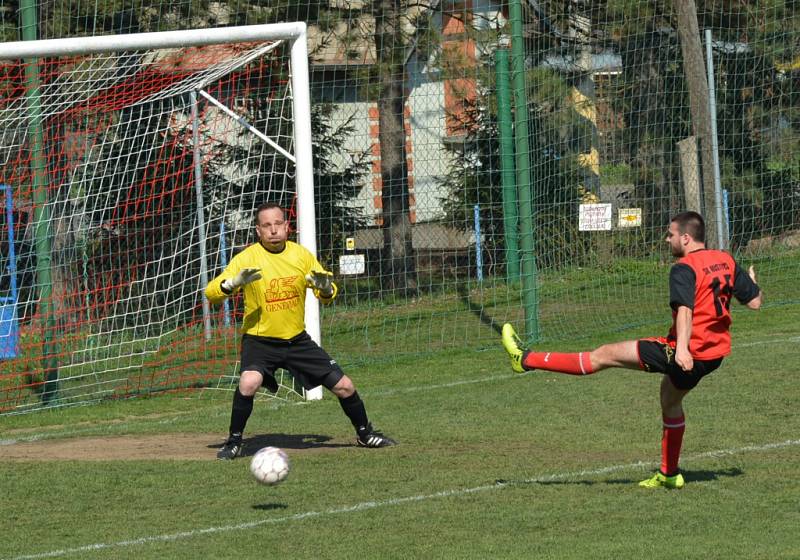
[338,391,369,432]
[229,388,254,438]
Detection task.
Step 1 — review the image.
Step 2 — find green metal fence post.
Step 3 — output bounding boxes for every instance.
[495,48,519,282]
[509,0,539,341]
[20,0,59,404]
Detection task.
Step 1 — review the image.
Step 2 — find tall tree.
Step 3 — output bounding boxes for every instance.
[373,0,416,295]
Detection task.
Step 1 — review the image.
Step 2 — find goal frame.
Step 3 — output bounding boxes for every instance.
[0,23,324,400]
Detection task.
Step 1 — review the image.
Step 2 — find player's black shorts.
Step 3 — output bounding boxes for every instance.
[239,331,344,393]
[637,337,723,391]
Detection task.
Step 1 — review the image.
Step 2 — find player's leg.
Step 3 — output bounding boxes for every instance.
[648,357,720,487]
[284,333,396,448]
[501,323,640,375]
[637,340,702,489]
[217,370,264,460]
[329,375,396,448]
[239,369,265,396]
[659,375,689,476]
[660,373,689,418]
[639,376,690,489]
[218,336,279,460]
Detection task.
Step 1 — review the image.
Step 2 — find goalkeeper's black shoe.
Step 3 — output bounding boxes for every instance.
[357,424,397,448]
[217,435,243,460]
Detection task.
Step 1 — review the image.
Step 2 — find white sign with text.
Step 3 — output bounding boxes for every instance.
[339,254,366,275]
[579,203,613,231]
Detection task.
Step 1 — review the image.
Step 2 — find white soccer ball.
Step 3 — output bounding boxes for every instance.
[250,446,290,486]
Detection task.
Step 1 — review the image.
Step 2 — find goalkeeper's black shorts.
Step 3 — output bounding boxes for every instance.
[239,331,344,392]
[637,337,723,391]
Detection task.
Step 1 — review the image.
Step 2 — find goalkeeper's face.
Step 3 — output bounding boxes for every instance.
[256,207,289,252]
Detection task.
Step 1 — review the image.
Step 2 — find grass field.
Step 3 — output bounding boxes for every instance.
[1,302,799,559]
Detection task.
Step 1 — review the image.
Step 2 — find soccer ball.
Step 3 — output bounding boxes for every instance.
[250,446,290,486]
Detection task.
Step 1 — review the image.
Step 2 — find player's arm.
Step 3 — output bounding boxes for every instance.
[669,263,696,372]
[734,264,762,310]
[205,260,262,304]
[674,305,694,372]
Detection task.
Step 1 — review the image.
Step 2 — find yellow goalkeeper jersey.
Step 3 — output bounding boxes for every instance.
[205,240,337,340]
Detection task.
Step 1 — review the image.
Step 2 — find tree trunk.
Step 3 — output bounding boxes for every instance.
[374,0,416,295]
[569,5,600,196]
[674,0,721,248]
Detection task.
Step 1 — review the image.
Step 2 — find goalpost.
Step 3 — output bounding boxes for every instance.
[0,23,324,412]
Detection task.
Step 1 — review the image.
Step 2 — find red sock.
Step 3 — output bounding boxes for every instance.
[522,351,595,375]
[661,414,686,475]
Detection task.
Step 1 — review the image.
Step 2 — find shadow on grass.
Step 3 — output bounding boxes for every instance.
[495,467,744,486]
[251,503,289,511]
[207,433,352,456]
[458,284,503,335]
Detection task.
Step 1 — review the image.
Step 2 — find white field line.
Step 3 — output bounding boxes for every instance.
[736,335,800,348]
[5,438,800,560]
[364,371,534,397]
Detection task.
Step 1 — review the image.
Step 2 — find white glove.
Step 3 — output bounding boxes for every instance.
[222,268,261,292]
[305,270,334,297]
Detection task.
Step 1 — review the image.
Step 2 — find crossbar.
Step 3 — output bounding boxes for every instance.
[0,22,306,59]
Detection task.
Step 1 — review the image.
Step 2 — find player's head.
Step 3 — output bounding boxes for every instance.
[667,211,705,256]
[255,203,289,252]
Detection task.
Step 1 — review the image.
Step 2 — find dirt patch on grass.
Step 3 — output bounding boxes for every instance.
[0,432,354,461]
[2,410,200,437]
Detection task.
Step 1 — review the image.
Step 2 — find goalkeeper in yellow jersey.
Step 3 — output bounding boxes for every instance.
[206,203,396,459]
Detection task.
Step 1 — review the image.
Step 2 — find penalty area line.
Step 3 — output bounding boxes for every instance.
[736,335,800,348]
[364,371,535,397]
[6,438,800,560]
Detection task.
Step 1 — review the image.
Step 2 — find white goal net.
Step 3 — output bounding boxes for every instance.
[0,24,320,412]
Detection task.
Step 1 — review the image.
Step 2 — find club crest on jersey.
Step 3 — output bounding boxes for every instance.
[265,276,300,311]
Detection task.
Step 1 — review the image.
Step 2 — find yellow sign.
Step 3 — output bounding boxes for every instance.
[345,237,355,250]
[618,208,642,228]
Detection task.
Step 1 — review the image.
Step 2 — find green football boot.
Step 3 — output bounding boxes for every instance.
[501,323,526,373]
[638,471,685,489]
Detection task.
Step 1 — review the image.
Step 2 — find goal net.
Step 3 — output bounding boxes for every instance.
[0,24,321,413]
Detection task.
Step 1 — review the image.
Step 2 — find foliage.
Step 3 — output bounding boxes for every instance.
[726,167,800,248]
[440,70,587,273]
[74,96,198,334]
[200,49,369,264]
[310,104,372,265]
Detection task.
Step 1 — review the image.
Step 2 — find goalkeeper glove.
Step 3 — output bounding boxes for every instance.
[222,268,262,292]
[305,270,334,298]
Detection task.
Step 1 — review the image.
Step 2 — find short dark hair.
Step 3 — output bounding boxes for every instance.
[671,211,705,242]
[254,203,284,222]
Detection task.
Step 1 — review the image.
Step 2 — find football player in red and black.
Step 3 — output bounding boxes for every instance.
[502,211,762,489]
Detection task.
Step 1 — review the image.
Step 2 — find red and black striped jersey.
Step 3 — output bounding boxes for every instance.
[667,249,760,359]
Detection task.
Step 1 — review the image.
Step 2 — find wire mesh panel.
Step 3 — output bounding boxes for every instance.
[0,2,798,413]
[0,27,311,412]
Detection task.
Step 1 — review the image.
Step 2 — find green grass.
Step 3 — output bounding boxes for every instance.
[1,302,799,559]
